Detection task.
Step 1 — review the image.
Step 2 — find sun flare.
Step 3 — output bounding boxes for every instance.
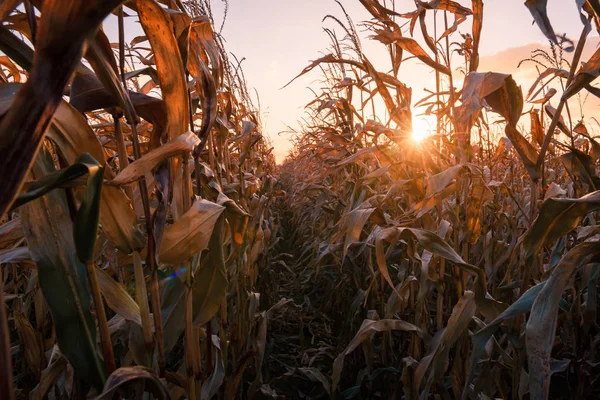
[411,115,437,143]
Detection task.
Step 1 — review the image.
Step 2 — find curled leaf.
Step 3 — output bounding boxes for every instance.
[93,366,170,400]
[159,198,225,265]
[110,131,200,186]
[524,190,600,263]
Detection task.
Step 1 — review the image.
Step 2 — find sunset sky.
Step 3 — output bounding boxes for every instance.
[200,0,591,162]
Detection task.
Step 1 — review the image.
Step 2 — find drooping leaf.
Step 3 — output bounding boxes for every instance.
[362,165,391,180]
[14,309,43,379]
[525,0,560,47]
[370,29,451,75]
[0,25,33,72]
[111,131,200,186]
[336,148,374,168]
[159,198,225,265]
[426,164,471,197]
[69,73,167,132]
[135,0,190,218]
[343,206,376,259]
[524,190,600,263]
[526,67,569,100]
[188,21,218,155]
[12,159,89,209]
[564,46,600,99]
[385,276,419,318]
[376,227,504,320]
[0,247,30,264]
[30,348,67,400]
[92,366,170,400]
[201,336,226,400]
[374,229,404,295]
[332,319,424,391]
[530,87,557,103]
[415,292,476,395]
[96,267,142,326]
[470,0,483,71]
[462,282,545,397]
[135,0,189,142]
[456,72,539,179]
[544,103,572,136]
[526,241,600,398]
[20,149,105,390]
[531,109,545,146]
[0,84,144,253]
[162,216,228,352]
[0,0,127,218]
[560,148,600,191]
[84,33,138,124]
[13,152,105,268]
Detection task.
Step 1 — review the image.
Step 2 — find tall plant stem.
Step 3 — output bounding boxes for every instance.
[432,9,441,136]
[112,112,135,208]
[443,10,467,294]
[182,154,199,398]
[206,319,213,376]
[433,10,445,330]
[118,6,165,376]
[85,262,116,374]
[133,251,154,355]
[149,267,165,375]
[443,11,458,160]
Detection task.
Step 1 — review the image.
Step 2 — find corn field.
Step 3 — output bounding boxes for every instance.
[1,0,600,399]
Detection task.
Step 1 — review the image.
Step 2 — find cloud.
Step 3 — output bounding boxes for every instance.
[478,38,600,128]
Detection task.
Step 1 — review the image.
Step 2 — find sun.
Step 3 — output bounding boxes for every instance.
[411,114,436,143]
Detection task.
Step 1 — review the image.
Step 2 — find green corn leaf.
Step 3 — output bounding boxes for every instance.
[20,149,105,390]
[73,154,104,263]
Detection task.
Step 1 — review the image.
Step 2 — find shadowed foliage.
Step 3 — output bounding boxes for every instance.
[3,1,600,400]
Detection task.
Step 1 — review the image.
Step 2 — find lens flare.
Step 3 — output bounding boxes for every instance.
[160,267,187,286]
[411,115,436,143]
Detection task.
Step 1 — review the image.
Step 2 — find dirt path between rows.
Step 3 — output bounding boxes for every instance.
[255,204,338,399]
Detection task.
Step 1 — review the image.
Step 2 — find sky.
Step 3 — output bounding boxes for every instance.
[202,0,591,163]
[109,1,592,163]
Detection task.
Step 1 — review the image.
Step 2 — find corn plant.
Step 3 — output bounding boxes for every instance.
[0,0,277,399]
[274,0,600,398]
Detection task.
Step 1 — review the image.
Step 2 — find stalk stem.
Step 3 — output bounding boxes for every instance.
[118,6,166,375]
[86,262,116,375]
[133,251,154,353]
[112,114,136,207]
